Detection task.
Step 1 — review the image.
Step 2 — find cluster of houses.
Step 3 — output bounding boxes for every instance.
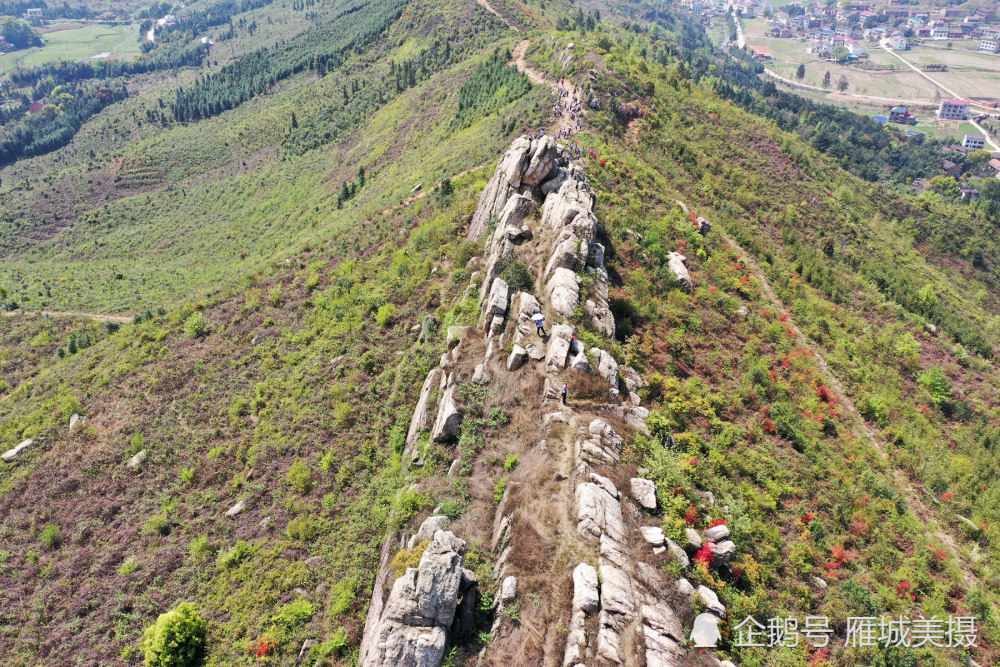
[729,0,998,55]
[874,99,981,125]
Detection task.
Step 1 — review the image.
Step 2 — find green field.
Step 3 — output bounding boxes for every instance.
[0,22,141,75]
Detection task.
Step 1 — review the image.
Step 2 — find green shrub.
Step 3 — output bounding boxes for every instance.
[268,284,283,306]
[143,512,171,537]
[285,458,313,495]
[216,540,253,570]
[917,366,952,407]
[285,515,320,542]
[183,312,209,339]
[140,602,208,667]
[438,498,464,520]
[390,541,429,579]
[39,524,61,549]
[504,453,519,471]
[375,303,397,327]
[270,598,314,641]
[493,475,510,503]
[119,557,139,575]
[308,627,348,661]
[327,579,357,618]
[499,259,534,294]
[188,536,217,559]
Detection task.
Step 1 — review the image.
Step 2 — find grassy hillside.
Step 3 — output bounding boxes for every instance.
[2,0,1000,665]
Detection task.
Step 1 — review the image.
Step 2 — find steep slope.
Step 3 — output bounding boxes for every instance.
[3,2,1000,667]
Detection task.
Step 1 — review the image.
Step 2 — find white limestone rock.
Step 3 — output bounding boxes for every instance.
[572,563,599,613]
[1,439,34,463]
[630,477,657,510]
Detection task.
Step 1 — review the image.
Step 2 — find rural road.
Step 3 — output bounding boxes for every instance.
[879,39,999,151]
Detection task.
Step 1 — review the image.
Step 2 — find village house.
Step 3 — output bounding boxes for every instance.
[981,39,1000,53]
[939,99,970,120]
[963,133,987,150]
[889,32,908,50]
[889,106,915,124]
[942,160,962,177]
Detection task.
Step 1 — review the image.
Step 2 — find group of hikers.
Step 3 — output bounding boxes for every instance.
[552,79,588,138]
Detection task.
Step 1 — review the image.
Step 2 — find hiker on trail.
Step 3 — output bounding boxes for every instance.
[532,313,546,336]
[562,382,569,406]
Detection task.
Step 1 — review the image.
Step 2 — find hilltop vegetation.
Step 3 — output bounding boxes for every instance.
[2,0,1000,664]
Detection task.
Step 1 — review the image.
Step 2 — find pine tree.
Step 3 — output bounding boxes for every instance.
[796,63,805,80]
[290,111,297,129]
[358,166,366,187]
[822,71,831,88]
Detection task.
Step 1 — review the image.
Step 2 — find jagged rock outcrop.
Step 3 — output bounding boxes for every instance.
[406,369,443,449]
[468,136,545,240]
[577,419,624,467]
[431,383,461,443]
[408,515,449,549]
[362,530,470,667]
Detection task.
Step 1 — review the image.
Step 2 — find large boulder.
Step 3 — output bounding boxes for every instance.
[544,268,581,321]
[690,613,722,648]
[631,478,657,510]
[495,194,535,244]
[589,348,620,399]
[694,585,726,618]
[408,515,449,549]
[362,531,468,667]
[639,526,665,547]
[703,524,730,542]
[666,252,692,290]
[69,413,89,434]
[431,385,462,443]
[544,324,574,371]
[544,232,585,279]
[507,345,528,371]
[480,278,509,332]
[710,540,737,567]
